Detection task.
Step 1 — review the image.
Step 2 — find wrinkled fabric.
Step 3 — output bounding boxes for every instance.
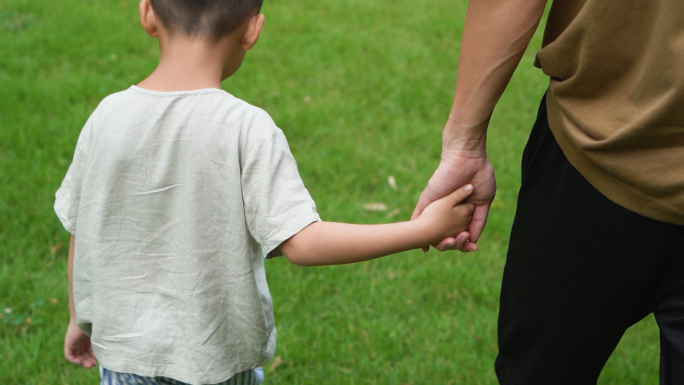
[99,365,264,385]
[535,0,684,225]
[55,86,320,385]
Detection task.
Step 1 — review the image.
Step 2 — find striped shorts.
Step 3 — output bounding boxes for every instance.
[99,366,264,385]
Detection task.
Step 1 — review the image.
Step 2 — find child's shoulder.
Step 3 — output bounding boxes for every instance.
[86,86,283,147]
[85,86,151,121]
[105,86,274,122]
[209,89,275,126]
[202,89,283,139]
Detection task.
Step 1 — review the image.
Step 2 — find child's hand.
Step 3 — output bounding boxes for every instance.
[65,319,97,368]
[417,184,475,247]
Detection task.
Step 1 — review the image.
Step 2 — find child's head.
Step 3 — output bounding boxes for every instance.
[148,0,263,42]
[138,0,265,84]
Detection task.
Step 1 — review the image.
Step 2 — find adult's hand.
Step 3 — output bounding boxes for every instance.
[409,0,544,252]
[412,142,496,252]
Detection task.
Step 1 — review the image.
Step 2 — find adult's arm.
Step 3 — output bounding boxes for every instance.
[412,0,548,251]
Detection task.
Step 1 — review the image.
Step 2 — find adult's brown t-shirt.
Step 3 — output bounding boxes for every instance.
[535,0,684,225]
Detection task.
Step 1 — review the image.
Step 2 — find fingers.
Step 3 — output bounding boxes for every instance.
[433,236,458,251]
[66,348,98,368]
[65,351,85,366]
[444,184,474,206]
[460,241,479,252]
[82,354,98,369]
[454,202,476,218]
[84,344,98,368]
[433,239,478,252]
[65,324,98,369]
[467,204,490,243]
[431,231,478,252]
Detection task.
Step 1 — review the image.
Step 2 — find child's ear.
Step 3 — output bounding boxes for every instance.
[241,13,265,50]
[139,0,159,38]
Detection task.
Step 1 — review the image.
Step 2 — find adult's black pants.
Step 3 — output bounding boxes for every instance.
[495,95,684,385]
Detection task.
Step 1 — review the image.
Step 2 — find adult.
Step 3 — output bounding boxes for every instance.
[412,0,684,384]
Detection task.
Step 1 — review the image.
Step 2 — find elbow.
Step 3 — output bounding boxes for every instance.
[284,253,318,266]
[279,238,317,266]
[278,222,322,266]
[282,249,322,266]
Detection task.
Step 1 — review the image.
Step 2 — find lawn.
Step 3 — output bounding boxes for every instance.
[0,0,660,384]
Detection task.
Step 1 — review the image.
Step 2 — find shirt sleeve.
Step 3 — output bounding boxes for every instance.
[54,119,92,234]
[241,117,320,258]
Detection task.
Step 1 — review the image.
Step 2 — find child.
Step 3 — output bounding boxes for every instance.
[54,0,475,384]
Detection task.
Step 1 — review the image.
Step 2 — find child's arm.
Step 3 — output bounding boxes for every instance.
[64,235,98,369]
[280,184,475,266]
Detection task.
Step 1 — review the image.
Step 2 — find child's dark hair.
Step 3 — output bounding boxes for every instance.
[149,0,263,41]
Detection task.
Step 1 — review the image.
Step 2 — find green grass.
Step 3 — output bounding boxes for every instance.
[0,0,660,384]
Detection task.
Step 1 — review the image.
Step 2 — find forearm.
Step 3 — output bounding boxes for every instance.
[446,0,547,151]
[280,221,434,266]
[68,235,76,322]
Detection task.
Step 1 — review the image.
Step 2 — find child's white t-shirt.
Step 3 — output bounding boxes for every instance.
[55,86,320,384]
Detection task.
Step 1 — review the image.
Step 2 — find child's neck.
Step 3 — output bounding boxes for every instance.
[138,37,238,92]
